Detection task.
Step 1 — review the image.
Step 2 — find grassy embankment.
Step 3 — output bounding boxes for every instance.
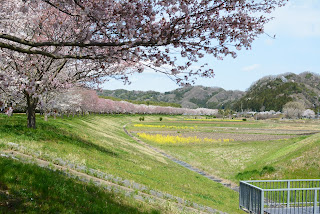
[0,157,159,214]
[129,119,320,183]
[0,114,240,214]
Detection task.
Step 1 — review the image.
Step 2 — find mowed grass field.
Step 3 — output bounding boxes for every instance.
[0,114,240,214]
[128,118,320,184]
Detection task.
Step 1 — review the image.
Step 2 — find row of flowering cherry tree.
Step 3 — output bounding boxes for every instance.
[41,88,218,117]
[0,0,287,128]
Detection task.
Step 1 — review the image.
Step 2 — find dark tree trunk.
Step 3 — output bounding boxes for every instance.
[26,93,38,129]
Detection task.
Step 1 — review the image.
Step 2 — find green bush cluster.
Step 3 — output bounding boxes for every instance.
[139,117,144,121]
[235,166,275,180]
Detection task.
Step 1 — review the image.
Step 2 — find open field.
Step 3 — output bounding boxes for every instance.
[0,114,239,214]
[128,118,320,184]
[1,114,320,213]
[132,131,301,142]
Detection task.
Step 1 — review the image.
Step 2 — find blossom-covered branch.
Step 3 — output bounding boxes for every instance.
[0,0,287,128]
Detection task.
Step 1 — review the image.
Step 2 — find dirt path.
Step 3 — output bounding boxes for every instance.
[0,150,224,214]
[123,124,239,192]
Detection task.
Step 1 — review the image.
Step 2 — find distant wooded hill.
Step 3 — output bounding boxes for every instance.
[98,86,244,109]
[233,72,320,112]
[98,72,320,111]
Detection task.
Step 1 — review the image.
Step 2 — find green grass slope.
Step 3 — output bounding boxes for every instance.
[0,114,241,214]
[0,157,158,214]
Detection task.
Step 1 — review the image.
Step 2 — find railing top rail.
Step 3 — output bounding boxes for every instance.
[241,180,320,191]
[243,179,320,183]
[263,187,320,191]
[240,181,263,191]
[240,179,320,214]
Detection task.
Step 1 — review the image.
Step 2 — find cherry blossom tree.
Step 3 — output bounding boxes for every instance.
[0,0,287,127]
[283,101,305,119]
[0,48,114,127]
[1,0,287,78]
[5,106,13,117]
[72,88,219,116]
[79,89,100,114]
[53,88,83,117]
[39,91,59,121]
[0,1,129,128]
[302,109,315,119]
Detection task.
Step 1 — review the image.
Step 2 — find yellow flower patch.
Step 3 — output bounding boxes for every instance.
[137,133,234,145]
[133,124,196,129]
[184,119,243,122]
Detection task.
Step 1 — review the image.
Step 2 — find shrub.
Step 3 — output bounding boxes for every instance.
[242,118,247,121]
[235,170,260,180]
[159,117,162,121]
[236,166,275,180]
[260,166,275,175]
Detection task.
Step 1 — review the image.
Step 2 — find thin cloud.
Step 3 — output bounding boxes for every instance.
[242,64,261,72]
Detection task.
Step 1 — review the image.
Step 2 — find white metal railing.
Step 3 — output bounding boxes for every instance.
[240,179,320,214]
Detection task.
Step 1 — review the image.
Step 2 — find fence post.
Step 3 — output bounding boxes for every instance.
[239,182,241,209]
[249,187,252,211]
[261,190,264,214]
[287,181,290,208]
[314,189,317,214]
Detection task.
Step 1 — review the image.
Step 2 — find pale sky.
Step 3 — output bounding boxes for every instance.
[102,0,320,92]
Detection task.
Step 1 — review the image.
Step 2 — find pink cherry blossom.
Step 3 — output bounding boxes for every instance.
[0,0,287,128]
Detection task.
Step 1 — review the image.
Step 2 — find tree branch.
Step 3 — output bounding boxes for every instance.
[0,41,108,59]
[0,33,171,48]
[40,0,80,17]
